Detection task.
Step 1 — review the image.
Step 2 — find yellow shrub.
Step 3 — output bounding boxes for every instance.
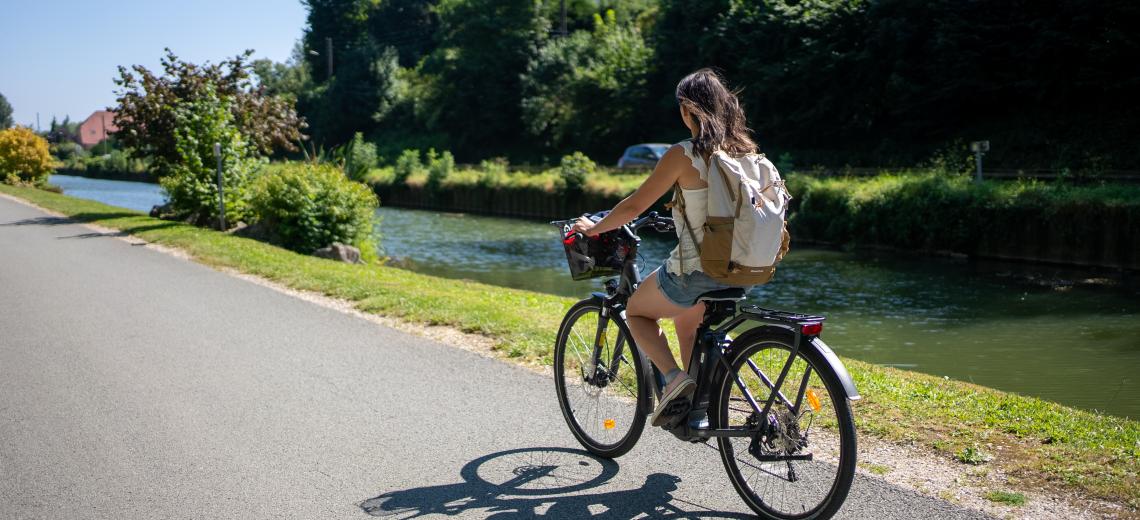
[0,127,54,186]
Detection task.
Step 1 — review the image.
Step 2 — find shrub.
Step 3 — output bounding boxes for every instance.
[0,126,54,187]
[393,149,423,184]
[344,132,377,181]
[250,162,379,259]
[559,151,595,192]
[426,148,454,191]
[91,150,131,173]
[159,86,258,227]
[89,135,119,156]
[478,157,510,188]
[50,142,87,163]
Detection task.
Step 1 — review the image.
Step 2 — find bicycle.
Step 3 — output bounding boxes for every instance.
[551,211,861,520]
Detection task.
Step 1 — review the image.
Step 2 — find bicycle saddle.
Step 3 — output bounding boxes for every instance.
[696,288,747,302]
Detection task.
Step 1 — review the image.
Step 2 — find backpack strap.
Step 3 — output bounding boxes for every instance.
[711,152,746,219]
[672,183,702,275]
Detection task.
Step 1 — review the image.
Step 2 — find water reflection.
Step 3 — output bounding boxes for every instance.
[378,207,1140,419]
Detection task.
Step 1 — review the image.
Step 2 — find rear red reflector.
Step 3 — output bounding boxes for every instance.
[801,323,823,335]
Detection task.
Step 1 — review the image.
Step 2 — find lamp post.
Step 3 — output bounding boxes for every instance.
[970,140,990,183]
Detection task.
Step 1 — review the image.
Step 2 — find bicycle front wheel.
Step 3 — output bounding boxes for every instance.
[715,332,857,520]
[554,299,651,458]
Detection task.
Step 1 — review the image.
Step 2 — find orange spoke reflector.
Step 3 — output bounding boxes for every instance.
[806,389,822,412]
[603,419,616,430]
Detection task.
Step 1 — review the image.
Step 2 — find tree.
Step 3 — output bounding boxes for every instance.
[309,43,403,145]
[301,0,409,145]
[113,49,305,174]
[252,42,313,104]
[367,0,440,67]
[522,10,655,158]
[302,0,374,84]
[418,0,549,160]
[0,92,13,129]
[47,116,80,144]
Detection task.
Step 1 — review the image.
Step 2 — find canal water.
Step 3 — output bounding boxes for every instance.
[51,174,1140,419]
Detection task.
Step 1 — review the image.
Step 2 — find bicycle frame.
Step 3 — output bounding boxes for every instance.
[577,213,859,445]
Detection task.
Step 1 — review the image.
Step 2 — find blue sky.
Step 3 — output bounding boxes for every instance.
[0,0,308,128]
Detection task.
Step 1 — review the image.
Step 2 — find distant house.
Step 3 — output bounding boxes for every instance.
[78,110,118,149]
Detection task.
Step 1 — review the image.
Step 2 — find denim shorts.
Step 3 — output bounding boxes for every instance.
[653,264,736,307]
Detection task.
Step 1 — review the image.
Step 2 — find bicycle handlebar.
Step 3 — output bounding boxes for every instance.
[552,211,675,242]
[630,211,675,236]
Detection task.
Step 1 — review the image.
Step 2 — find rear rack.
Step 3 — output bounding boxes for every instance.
[740,306,825,326]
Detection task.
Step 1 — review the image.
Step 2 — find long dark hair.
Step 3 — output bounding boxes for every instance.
[675,68,757,158]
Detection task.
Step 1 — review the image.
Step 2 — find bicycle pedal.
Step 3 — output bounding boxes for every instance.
[663,399,690,416]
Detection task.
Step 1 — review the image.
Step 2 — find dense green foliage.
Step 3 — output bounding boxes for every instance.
[522,11,654,158]
[419,0,550,158]
[52,140,153,181]
[0,92,13,129]
[0,127,54,187]
[159,87,259,227]
[272,0,1137,171]
[787,172,1140,258]
[250,162,379,256]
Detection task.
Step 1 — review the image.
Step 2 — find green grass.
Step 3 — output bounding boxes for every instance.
[1,183,1138,510]
[984,490,1028,506]
[859,462,893,476]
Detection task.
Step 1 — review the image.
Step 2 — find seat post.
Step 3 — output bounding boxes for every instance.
[703,300,737,325]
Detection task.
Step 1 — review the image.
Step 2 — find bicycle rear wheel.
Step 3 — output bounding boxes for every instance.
[714,332,857,520]
[554,299,651,458]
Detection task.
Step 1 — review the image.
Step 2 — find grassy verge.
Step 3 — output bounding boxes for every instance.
[2,183,1137,509]
[362,163,646,199]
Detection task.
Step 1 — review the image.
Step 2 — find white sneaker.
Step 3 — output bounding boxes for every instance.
[650,373,696,427]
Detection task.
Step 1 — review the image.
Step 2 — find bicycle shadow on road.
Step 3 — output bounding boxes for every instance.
[359,447,753,519]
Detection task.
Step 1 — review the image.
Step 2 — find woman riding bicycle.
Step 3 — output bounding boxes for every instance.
[571,68,760,427]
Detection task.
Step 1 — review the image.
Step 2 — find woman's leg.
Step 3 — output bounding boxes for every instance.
[626,271,689,374]
[673,302,706,371]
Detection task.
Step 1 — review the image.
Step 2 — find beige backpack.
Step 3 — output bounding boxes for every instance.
[673,150,792,286]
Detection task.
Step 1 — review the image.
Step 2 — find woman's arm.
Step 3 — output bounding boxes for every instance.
[573,145,689,236]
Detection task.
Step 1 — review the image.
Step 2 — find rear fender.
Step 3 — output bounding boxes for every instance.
[809,337,860,400]
[728,326,860,401]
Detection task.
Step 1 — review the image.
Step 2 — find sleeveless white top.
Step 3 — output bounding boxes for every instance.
[666,140,709,275]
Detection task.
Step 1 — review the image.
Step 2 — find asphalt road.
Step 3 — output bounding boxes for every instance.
[0,195,994,519]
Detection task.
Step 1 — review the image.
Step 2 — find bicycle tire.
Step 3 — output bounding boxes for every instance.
[554,298,652,458]
[713,331,857,520]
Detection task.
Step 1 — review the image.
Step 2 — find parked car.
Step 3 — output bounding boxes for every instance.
[617,143,670,169]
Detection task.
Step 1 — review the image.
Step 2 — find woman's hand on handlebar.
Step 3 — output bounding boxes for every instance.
[571,216,598,237]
